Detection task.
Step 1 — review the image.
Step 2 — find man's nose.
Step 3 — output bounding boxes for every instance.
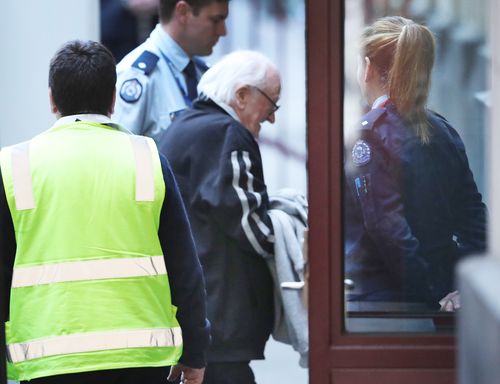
[267,112,276,124]
[218,21,227,37]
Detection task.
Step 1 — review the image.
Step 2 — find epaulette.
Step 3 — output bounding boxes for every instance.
[132,51,159,76]
[349,108,387,167]
[358,108,387,131]
[193,57,209,73]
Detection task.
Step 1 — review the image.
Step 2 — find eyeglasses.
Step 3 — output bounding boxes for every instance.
[252,86,280,115]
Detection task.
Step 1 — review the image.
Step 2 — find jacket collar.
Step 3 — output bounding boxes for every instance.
[50,114,131,133]
[150,24,190,72]
[211,99,240,122]
[195,96,241,122]
[371,94,389,109]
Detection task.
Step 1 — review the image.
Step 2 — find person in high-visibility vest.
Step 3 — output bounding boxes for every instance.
[0,40,210,384]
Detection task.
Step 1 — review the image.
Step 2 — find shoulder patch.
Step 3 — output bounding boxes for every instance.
[132,50,159,76]
[120,78,143,103]
[351,139,371,166]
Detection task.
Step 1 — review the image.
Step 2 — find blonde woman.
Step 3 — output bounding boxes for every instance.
[344,16,486,310]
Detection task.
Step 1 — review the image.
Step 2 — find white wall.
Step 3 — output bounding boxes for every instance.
[489,0,500,255]
[0,0,99,146]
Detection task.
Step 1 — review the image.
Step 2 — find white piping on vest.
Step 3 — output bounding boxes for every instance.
[129,135,155,202]
[7,326,182,363]
[12,255,167,288]
[10,141,35,210]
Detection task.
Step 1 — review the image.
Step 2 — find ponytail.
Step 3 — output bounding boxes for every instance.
[362,17,436,143]
[390,22,435,143]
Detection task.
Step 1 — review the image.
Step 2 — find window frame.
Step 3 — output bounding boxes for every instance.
[306,1,455,382]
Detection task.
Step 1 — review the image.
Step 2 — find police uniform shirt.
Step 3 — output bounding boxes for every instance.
[113,24,206,142]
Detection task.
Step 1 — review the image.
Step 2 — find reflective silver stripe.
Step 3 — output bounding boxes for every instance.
[7,327,182,363]
[9,135,156,208]
[12,255,166,288]
[129,135,155,202]
[10,141,35,210]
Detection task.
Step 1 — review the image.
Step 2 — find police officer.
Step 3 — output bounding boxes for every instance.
[344,16,487,308]
[0,40,209,384]
[112,0,229,143]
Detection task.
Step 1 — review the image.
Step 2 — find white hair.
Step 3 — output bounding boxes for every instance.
[197,50,279,104]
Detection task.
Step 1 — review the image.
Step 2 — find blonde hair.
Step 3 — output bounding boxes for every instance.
[362,16,435,143]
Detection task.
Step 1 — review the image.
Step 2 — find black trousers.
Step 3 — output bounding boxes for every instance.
[21,366,177,384]
[203,362,256,384]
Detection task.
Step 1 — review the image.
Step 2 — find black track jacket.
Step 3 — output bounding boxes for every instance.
[159,98,275,362]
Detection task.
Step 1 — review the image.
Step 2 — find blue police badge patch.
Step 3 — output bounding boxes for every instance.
[352,139,371,166]
[120,79,143,103]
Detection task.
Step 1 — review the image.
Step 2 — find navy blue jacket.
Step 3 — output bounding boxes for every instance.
[159,98,275,362]
[344,104,487,306]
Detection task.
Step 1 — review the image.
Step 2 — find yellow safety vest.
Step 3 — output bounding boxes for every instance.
[0,119,182,381]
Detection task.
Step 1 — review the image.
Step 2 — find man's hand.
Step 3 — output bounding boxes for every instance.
[439,290,461,312]
[168,363,205,384]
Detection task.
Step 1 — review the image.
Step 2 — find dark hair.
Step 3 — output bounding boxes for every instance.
[362,16,435,143]
[48,40,116,116]
[159,0,228,22]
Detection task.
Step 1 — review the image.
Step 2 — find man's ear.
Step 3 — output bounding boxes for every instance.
[48,88,58,114]
[175,0,191,23]
[234,86,249,109]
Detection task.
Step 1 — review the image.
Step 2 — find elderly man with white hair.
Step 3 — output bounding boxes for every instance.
[158,50,281,384]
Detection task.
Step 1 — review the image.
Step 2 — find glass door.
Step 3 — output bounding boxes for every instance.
[307,0,489,382]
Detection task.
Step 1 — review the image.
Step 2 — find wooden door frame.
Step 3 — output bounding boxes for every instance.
[306,1,455,382]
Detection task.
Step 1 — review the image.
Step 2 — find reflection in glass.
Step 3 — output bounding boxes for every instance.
[343,0,489,333]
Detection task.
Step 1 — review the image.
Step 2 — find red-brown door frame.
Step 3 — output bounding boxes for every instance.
[306,1,455,383]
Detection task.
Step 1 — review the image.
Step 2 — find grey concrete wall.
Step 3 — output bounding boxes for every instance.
[488,0,500,253]
[458,257,500,384]
[0,0,99,147]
